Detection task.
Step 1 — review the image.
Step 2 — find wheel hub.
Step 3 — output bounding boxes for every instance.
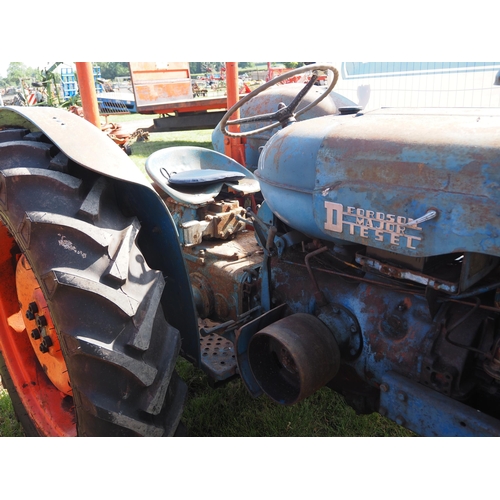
[15,254,72,396]
[0,221,76,436]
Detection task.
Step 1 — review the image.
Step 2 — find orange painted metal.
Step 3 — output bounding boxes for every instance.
[224,62,246,165]
[226,62,240,131]
[129,61,228,115]
[0,224,76,436]
[16,255,72,396]
[129,61,228,114]
[129,61,246,164]
[75,62,101,130]
[130,62,193,107]
[135,97,228,115]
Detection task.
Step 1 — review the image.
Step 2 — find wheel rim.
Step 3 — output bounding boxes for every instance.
[0,223,76,436]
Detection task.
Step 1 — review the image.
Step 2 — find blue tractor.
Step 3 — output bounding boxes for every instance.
[0,64,499,436]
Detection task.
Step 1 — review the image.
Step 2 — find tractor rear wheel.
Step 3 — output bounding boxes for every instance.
[0,127,187,436]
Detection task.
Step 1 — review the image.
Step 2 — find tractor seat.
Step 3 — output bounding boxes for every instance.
[146,146,260,207]
[167,169,246,186]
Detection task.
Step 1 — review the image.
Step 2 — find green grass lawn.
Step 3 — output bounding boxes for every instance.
[1,358,413,436]
[176,359,413,437]
[128,128,214,178]
[0,123,414,437]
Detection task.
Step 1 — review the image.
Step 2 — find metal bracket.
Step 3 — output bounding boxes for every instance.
[235,304,287,397]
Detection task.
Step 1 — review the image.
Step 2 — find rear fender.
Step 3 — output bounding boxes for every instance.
[0,106,148,185]
[0,106,200,364]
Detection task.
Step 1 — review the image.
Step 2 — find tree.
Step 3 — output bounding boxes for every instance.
[3,63,43,88]
[95,62,130,80]
[189,62,226,76]
[189,62,203,74]
[6,63,24,86]
[238,62,256,69]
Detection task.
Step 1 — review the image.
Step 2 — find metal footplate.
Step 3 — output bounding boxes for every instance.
[379,371,500,436]
[199,334,238,381]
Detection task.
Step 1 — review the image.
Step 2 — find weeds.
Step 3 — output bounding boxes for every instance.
[0,388,23,437]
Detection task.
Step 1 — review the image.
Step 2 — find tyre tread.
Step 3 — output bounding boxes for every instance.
[0,136,187,436]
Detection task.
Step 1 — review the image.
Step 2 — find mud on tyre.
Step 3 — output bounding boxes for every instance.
[0,126,187,436]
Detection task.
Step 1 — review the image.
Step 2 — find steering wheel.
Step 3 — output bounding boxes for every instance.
[220,63,339,138]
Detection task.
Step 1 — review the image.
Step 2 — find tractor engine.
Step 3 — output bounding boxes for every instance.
[246,107,500,436]
[148,104,500,436]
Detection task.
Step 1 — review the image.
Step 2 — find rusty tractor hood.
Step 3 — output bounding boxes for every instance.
[257,107,500,258]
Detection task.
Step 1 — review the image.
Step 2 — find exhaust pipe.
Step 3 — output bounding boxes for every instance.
[248,313,340,405]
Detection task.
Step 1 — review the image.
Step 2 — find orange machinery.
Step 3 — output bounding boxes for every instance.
[128,62,228,131]
[76,61,244,164]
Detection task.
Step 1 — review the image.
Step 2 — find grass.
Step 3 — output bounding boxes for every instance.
[0,388,23,437]
[0,361,413,437]
[0,122,414,437]
[128,128,214,177]
[176,358,413,437]
[0,359,413,437]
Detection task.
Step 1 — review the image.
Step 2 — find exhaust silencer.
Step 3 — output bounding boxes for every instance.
[248,313,340,405]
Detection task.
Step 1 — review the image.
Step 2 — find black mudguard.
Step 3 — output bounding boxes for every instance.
[0,106,200,364]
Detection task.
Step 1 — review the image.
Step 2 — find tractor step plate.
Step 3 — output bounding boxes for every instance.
[199,334,237,381]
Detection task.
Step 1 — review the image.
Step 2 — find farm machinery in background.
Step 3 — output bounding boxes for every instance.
[1,63,69,108]
[0,63,143,154]
[0,62,500,437]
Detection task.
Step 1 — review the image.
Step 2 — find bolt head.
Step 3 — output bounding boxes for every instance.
[395,415,406,426]
[39,336,53,353]
[36,315,47,328]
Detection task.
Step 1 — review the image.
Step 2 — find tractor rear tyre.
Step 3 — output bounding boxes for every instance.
[0,127,187,436]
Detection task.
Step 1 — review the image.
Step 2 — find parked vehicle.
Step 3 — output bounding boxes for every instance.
[0,64,500,436]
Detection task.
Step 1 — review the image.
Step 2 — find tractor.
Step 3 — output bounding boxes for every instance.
[0,64,499,436]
